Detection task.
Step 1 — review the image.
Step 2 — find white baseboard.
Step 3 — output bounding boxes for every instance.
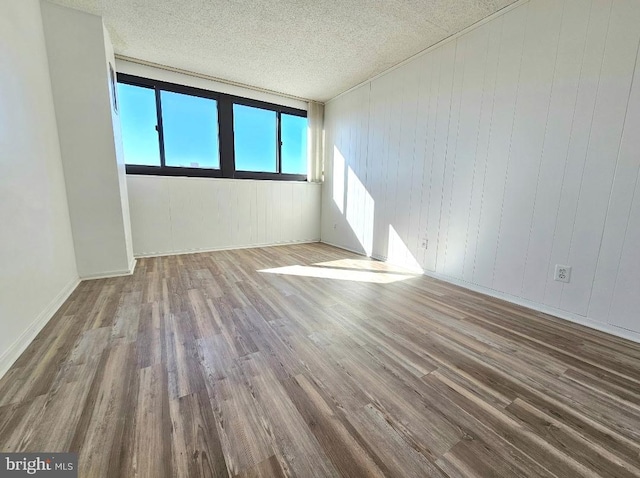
[417,267,640,345]
[320,240,368,256]
[133,239,321,259]
[0,276,80,380]
[80,257,137,280]
[322,241,640,345]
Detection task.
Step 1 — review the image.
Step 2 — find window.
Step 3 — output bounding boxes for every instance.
[281,113,308,175]
[233,104,277,173]
[117,83,161,167]
[161,91,220,169]
[117,73,307,180]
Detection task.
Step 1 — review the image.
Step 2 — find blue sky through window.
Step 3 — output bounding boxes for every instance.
[281,114,307,175]
[233,104,277,172]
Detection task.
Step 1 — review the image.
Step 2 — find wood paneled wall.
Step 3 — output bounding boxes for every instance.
[321,0,640,337]
[128,176,321,257]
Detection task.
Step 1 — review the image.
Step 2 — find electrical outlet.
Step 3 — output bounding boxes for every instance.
[554,265,571,283]
[333,223,337,230]
[421,238,428,249]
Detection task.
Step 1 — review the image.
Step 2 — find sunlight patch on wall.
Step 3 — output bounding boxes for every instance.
[346,166,375,255]
[388,225,423,272]
[332,146,345,213]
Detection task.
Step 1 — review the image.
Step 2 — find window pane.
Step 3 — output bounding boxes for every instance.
[117,83,161,166]
[233,104,276,172]
[281,114,308,175]
[161,91,220,169]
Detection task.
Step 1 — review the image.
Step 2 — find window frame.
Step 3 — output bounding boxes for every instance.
[117,73,308,181]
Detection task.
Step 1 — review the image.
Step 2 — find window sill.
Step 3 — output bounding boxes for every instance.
[125,165,307,182]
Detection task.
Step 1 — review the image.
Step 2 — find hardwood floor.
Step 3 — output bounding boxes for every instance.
[1,242,640,477]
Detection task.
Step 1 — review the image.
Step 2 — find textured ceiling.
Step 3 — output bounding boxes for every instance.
[47,0,518,102]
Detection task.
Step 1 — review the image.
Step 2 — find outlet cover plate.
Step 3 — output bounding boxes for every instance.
[554,265,571,283]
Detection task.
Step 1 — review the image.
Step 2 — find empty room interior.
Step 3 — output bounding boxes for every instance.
[3,0,640,476]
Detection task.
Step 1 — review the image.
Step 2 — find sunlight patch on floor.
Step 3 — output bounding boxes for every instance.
[313,258,418,274]
[258,264,419,284]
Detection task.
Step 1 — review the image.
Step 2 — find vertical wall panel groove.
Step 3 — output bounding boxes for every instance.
[470,15,505,285]
[440,36,467,276]
[474,4,528,289]
[464,19,501,283]
[490,0,530,292]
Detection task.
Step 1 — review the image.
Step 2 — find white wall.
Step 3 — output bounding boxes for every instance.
[322,0,640,340]
[127,176,321,256]
[0,0,79,376]
[41,2,134,279]
[105,28,135,267]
